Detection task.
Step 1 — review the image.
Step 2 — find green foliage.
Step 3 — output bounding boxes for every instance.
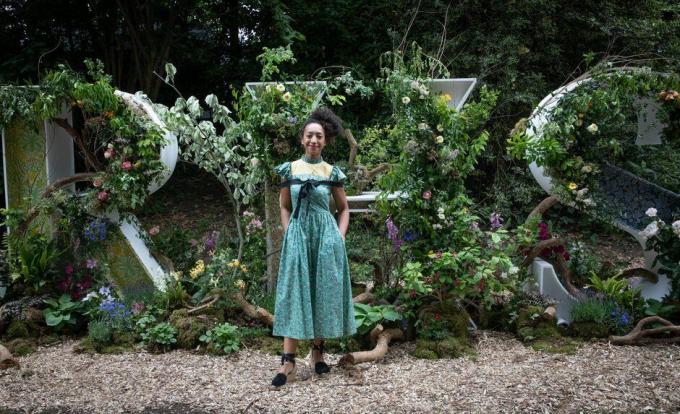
[588,273,643,315]
[43,294,83,330]
[353,303,401,335]
[143,322,177,351]
[87,320,113,345]
[10,234,63,295]
[200,323,241,354]
[644,216,680,301]
[509,68,680,210]
[570,297,617,325]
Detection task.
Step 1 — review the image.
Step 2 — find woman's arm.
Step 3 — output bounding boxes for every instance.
[331,186,350,240]
[279,187,292,232]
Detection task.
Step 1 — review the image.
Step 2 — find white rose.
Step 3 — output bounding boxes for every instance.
[438,213,446,220]
[282,92,292,102]
[401,96,411,104]
[418,123,428,130]
[645,207,658,217]
[587,123,598,134]
[276,83,286,92]
[641,221,659,239]
[435,135,444,144]
[410,80,420,90]
[672,220,680,236]
[437,124,444,132]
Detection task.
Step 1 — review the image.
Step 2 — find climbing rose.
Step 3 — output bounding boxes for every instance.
[121,161,133,170]
[586,123,598,134]
[401,96,411,104]
[422,190,432,200]
[97,191,109,202]
[645,207,658,217]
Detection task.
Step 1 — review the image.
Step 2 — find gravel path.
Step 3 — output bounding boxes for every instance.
[1,331,679,413]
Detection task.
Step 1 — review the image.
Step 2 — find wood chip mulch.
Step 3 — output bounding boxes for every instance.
[1,331,679,413]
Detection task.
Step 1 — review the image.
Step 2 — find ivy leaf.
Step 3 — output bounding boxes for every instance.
[165,63,177,84]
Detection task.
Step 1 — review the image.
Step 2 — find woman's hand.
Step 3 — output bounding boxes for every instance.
[331,186,350,240]
[279,186,292,232]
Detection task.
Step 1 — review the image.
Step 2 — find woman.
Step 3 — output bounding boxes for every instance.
[271,108,357,387]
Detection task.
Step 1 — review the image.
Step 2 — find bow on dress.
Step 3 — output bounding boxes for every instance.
[279,178,344,219]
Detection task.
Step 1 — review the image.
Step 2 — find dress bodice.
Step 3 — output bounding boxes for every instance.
[275,158,347,219]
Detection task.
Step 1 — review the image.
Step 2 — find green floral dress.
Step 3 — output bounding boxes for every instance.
[272,156,357,340]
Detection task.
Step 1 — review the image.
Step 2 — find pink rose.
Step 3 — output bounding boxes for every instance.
[422,190,432,200]
[97,191,109,202]
[148,226,160,236]
[121,161,133,170]
[104,148,115,159]
[93,178,103,188]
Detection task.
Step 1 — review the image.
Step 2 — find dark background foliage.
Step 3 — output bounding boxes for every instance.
[1,0,679,219]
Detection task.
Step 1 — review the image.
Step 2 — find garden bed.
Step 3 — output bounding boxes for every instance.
[2,331,679,413]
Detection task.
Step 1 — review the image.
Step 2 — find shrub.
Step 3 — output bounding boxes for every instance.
[200,323,241,354]
[143,322,177,352]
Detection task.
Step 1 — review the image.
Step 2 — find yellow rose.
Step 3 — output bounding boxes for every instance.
[568,182,578,190]
[440,93,452,103]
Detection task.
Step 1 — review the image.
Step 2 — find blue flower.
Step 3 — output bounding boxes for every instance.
[403,230,419,242]
[84,219,108,241]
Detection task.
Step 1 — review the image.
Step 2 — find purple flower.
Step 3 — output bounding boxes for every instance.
[385,217,403,251]
[403,230,418,242]
[86,258,98,269]
[490,212,503,230]
[469,221,479,231]
[65,264,74,275]
[288,116,298,125]
[131,301,145,315]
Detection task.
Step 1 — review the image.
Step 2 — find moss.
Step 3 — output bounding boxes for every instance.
[531,337,582,354]
[169,309,210,349]
[412,347,439,359]
[6,320,30,338]
[322,337,362,353]
[436,337,472,358]
[38,335,60,346]
[7,338,37,356]
[419,301,469,340]
[516,324,561,342]
[112,330,138,346]
[73,337,97,354]
[245,335,280,355]
[478,306,511,331]
[99,344,135,354]
[570,321,610,339]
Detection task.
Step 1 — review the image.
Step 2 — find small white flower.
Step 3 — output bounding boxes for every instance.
[437,207,445,214]
[575,188,589,200]
[250,158,260,168]
[581,165,593,173]
[276,83,286,92]
[437,124,444,132]
[432,223,443,230]
[641,221,659,239]
[435,135,444,144]
[438,213,446,220]
[508,266,519,275]
[672,220,680,236]
[582,198,596,207]
[418,123,428,130]
[586,123,598,134]
[265,84,273,92]
[500,272,508,280]
[401,96,411,104]
[282,92,292,102]
[645,207,658,217]
[410,80,420,90]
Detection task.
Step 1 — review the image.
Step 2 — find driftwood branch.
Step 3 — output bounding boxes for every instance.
[610,316,680,345]
[0,344,19,370]
[13,172,98,235]
[521,238,568,267]
[352,283,375,304]
[232,290,274,326]
[187,294,219,315]
[526,195,559,222]
[52,118,103,171]
[338,324,403,367]
[345,129,358,169]
[619,267,659,284]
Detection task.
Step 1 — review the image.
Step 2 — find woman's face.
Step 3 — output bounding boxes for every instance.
[301,122,326,158]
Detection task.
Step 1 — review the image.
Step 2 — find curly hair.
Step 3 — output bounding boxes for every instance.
[299,107,344,145]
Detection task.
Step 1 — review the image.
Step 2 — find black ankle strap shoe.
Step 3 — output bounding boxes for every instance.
[312,341,330,375]
[271,353,296,387]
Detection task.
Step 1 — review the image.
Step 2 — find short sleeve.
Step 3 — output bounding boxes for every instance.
[274,162,291,181]
[331,165,347,184]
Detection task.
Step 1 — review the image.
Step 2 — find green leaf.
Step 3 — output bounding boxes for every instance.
[165,63,177,84]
